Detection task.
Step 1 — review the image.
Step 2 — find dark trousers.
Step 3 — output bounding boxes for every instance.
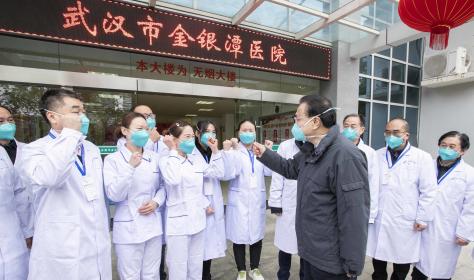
[302,259,348,280]
[411,266,450,280]
[372,258,411,280]
[277,250,305,280]
[203,259,212,280]
[160,245,167,279]
[233,240,263,271]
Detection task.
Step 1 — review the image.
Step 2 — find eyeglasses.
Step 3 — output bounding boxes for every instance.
[384,130,407,138]
[143,113,156,119]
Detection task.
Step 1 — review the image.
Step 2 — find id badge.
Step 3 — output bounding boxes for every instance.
[83,177,98,201]
[249,173,258,189]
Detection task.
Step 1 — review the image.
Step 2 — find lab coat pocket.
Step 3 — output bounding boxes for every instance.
[447,178,466,201]
[402,200,417,221]
[341,181,365,207]
[44,216,80,259]
[167,202,188,218]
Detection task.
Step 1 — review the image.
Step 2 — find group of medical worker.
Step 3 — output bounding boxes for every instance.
[0,88,473,280]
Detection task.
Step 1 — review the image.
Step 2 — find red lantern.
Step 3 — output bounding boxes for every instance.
[398,0,474,50]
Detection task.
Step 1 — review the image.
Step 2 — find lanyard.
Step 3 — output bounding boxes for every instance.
[48,132,86,176]
[247,149,255,174]
[385,145,411,169]
[437,161,460,185]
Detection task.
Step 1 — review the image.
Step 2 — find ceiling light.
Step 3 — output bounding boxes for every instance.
[185,114,198,117]
[196,101,215,105]
[198,108,214,111]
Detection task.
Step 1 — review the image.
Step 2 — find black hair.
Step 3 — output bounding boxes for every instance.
[0,105,13,115]
[388,117,410,133]
[114,112,146,140]
[196,120,216,134]
[168,120,192,138]
[343,114,365,127]
[299,95,336,128]
[438,131,470,151]
[236,120,256,132]
[40,89,81,123]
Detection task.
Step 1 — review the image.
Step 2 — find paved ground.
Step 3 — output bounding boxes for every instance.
[111,211,474,279]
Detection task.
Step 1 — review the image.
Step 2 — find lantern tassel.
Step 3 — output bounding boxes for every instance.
[430,25,450,50]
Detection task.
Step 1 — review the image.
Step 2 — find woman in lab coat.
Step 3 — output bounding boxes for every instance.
[0,146,30,280]
[193,120,227,280]
[104,112,166,280]
[412,131,474,280]
[159,120,226,280]
[226,120,272,280]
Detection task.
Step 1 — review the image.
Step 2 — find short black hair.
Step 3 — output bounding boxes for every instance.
[299,95,336,128]
[0,105,13,115]
[388,117,410,133]
[40,89,81,123]
[438,131,470,151]
[196,120,216,133]
[236,120,256,132]
[343,113,365,127]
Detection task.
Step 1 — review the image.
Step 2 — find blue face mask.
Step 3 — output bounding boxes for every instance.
[239,132,256,145]
[438,147,460,161]
[80,114,90,136]
[179,138,195,154]
[342,128,358,142]
[200,132,216,147]
[130,130,149,147]
[291,123,305,142]
[0,123,16,140]
[146,117,156,129]
[385,135,404,150]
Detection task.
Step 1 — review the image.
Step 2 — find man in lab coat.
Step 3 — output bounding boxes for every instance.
[341,114,380,224]
[18,89,112,280]
[367,118,438,280]
[268,138,304,280]
[0,105,33,279]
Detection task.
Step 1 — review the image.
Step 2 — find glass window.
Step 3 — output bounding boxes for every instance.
[390,105,404,119]
[392,44,407,61]
[409,39,423,65]
[391,61,405,82]
[289,0,330,13]
[239,68,281,92]
[358,101,371,144]
[377,49,390,57]
[390,83,404,104]
[375,0,394,23]
[406,107,419,146]
[360,55,372,75]
[373,80,389,101]
[247,2,289,31]
[359,77,371,98]
[0,35,59,71]
[374,57,390,79]
[371,103,388,149]
[406,86,420,106]
[407,66,421,85]
[161,0,193,8]
[260,102,297,145]
[196,0,246,17]
[289,10,320,33]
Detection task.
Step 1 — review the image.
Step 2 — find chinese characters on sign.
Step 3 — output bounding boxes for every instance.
[135,60,237,82]
[0,0,331,79]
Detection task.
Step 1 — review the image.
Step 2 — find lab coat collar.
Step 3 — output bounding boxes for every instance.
[47,128,86,142]
[119,143,152,162]
[238,142,253,155]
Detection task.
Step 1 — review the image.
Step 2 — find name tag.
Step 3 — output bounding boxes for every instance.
[83,177,98,201]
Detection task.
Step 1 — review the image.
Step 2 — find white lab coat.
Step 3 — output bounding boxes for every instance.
[192,148,227,261]
[357,140,380,223]
[103,145,166,244]
[117,137,166,155]
[18,128,112,280]
[0,146,29,280]
[225,143,272,245]
[268,139,299,255]
[159,149,225,280]
[367,143,438,264]
[415,159,474,278]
